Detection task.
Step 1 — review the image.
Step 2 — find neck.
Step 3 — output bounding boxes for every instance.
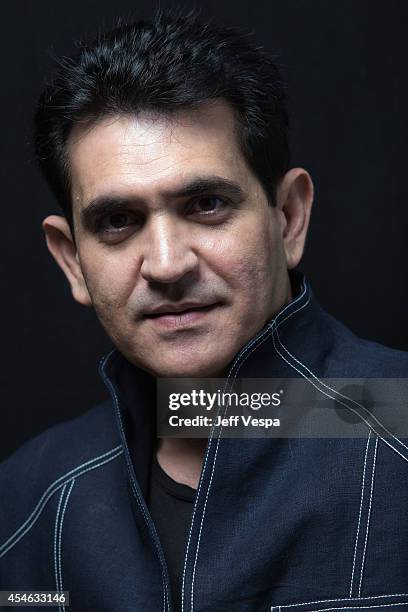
[156,437,208,489]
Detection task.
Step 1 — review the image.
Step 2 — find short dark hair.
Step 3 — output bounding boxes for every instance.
[33,9,290,234]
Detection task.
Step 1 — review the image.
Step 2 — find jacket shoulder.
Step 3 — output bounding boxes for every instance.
[320,309,408,377]
[0,399,120,469]
[0,401,123,539]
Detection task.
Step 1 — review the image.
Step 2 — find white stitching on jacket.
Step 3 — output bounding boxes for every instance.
[358,437,378,597]
[57,478,75,612]
[270,319,408,466]
[309,603,408,611]
[270,592,408,610]
[349,431,372,596]
[54,483,66,599]
[272,319,408,460]
[0,446,123,559]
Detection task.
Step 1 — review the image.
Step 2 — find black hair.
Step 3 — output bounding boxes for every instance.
[33,9,290,234]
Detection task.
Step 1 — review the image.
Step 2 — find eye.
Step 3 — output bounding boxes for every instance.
[97,212,140,232]
[187,196,228,216]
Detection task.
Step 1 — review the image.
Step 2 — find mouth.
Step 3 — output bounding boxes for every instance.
[143,303,220,328]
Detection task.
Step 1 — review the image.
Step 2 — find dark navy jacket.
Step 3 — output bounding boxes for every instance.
[1,271,408,612]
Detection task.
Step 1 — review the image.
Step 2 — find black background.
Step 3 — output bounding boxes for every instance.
[1,0,407,460]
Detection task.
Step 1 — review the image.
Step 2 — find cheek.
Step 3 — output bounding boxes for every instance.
[79,248,136,317]
[209,220,280,297]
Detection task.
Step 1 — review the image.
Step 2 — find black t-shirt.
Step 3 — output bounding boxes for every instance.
[147,452,196,612]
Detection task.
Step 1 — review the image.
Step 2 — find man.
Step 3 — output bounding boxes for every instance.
[1,9,408,612]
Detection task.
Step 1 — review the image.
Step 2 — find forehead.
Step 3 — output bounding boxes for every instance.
[67,100,256,208]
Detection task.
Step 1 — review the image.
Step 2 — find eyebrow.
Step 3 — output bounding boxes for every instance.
[80,176,246,228]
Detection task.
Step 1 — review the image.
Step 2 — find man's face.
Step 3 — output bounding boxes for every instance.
[65,101,294,377]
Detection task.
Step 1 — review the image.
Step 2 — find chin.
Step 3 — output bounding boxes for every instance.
[146,356,228,379]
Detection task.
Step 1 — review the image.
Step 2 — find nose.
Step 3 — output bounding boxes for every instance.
[140,215,199,284]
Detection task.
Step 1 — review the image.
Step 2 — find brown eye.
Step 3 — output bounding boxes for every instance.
[189,197,227,215]
[97,211,141,233]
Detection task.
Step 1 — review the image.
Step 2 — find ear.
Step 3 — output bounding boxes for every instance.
[42,215,92,307]
[275,168,314,269]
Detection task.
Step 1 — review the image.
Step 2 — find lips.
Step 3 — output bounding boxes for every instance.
[145,304,216,318]
[143,303,219,328]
